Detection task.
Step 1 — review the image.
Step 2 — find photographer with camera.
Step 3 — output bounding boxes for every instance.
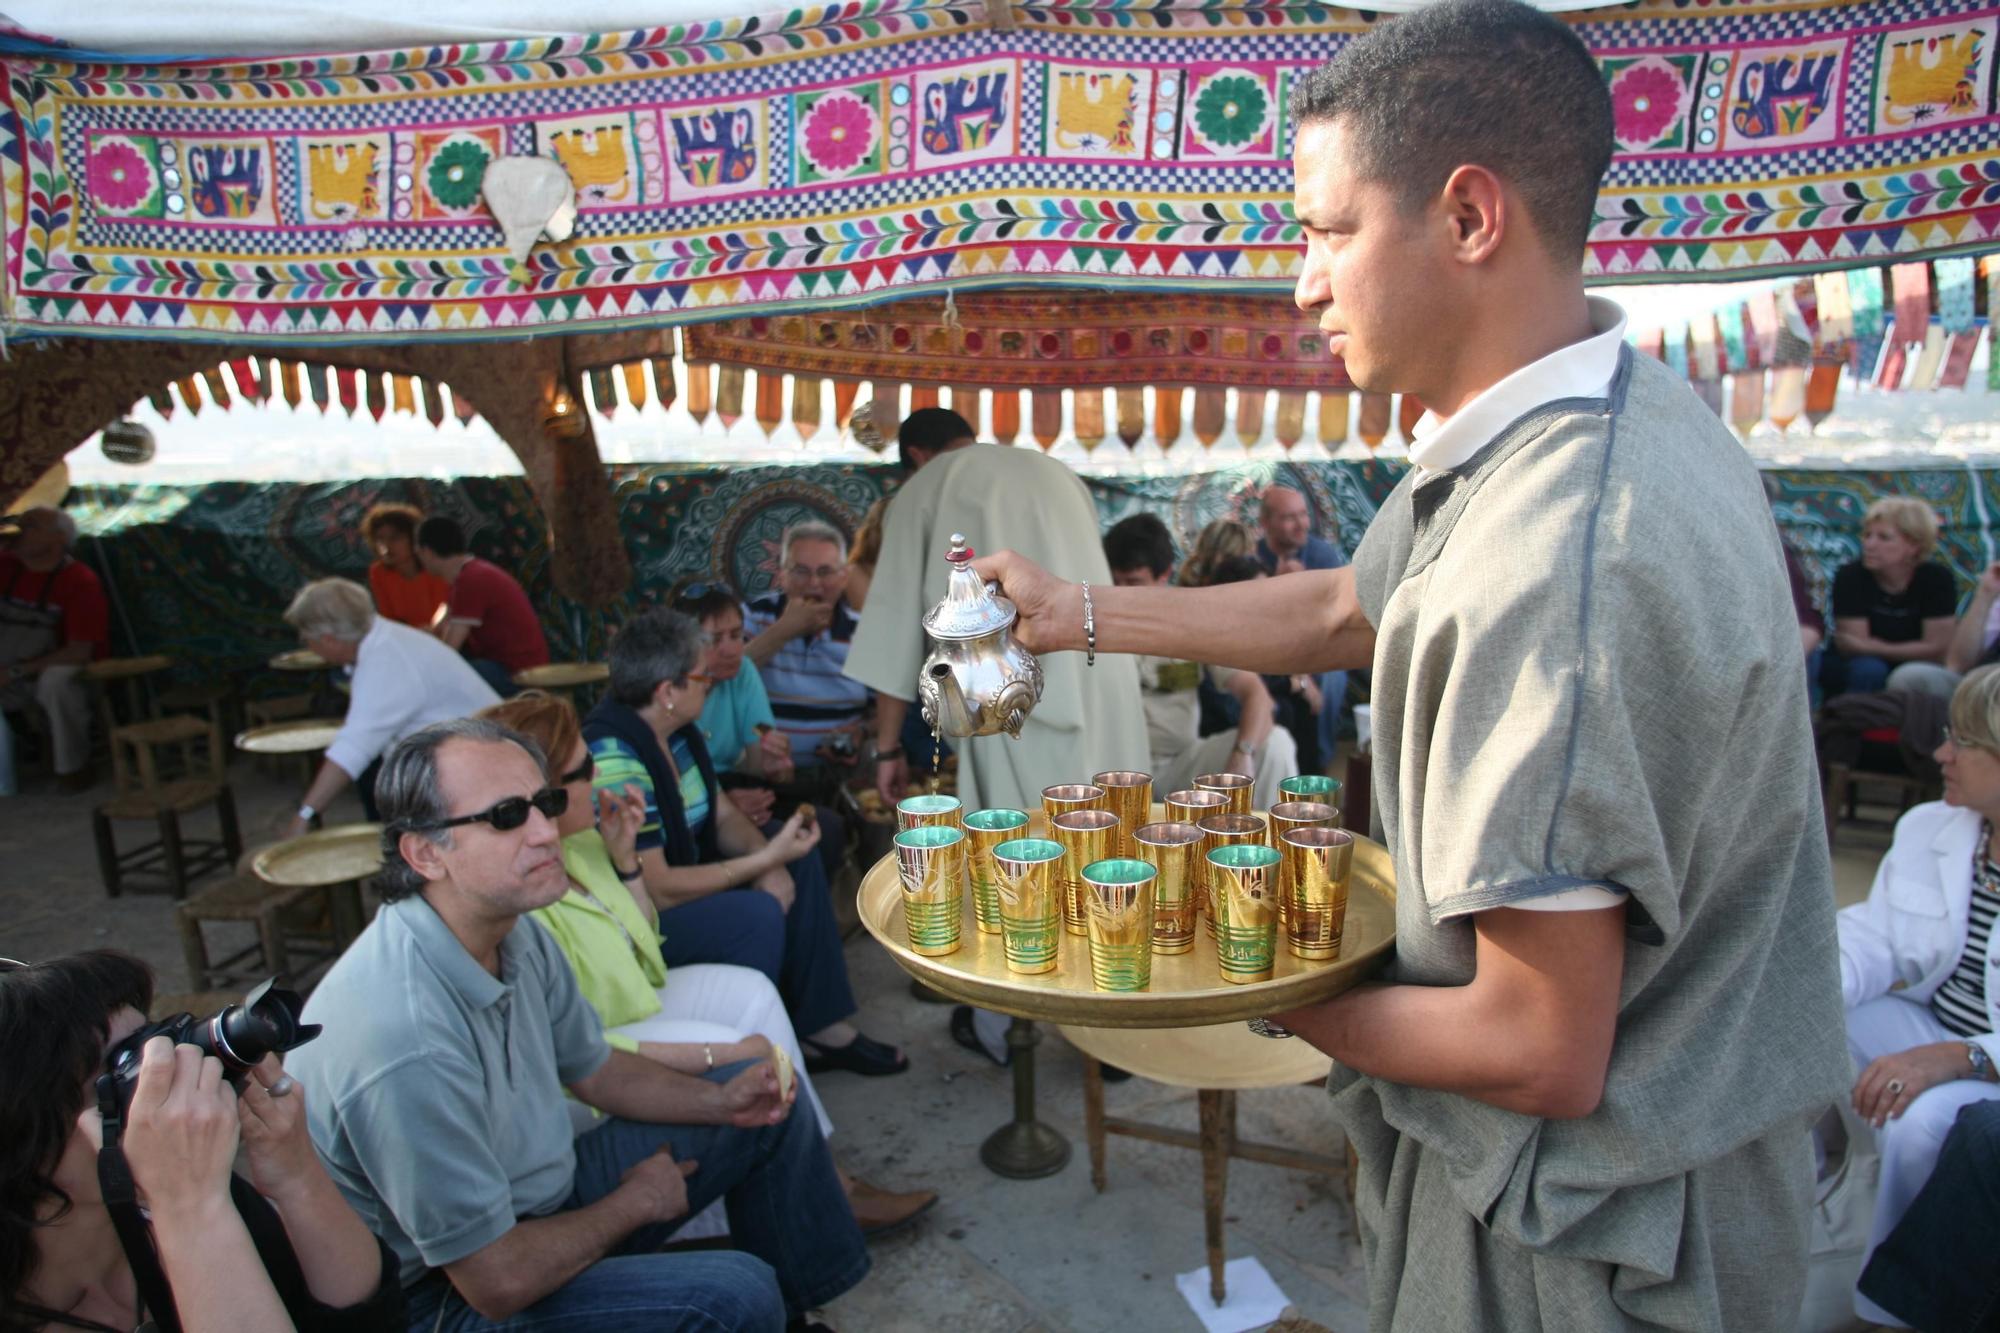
[1,952,399,1333]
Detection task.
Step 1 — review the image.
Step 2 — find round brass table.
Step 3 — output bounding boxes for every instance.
[254,823,384,948]
[235,719,344,755]
[269,649,328,672]
[512,662,610,691]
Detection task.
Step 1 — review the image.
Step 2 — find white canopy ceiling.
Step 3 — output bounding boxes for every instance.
[0,0,1630,59]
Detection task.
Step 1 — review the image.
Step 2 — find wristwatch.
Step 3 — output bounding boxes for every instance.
[1968,1042,1997,1083]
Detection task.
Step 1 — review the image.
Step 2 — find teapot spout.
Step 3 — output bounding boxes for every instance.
[926,662,979,738]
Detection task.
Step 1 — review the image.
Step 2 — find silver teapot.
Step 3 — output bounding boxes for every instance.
[918,534,1044,740]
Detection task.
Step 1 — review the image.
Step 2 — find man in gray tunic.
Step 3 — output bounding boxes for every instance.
[968,2,1848,1326]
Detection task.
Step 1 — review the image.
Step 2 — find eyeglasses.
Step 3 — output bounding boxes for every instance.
[1943,727,1994,753]
[406,787,569,833]
[559,753,594,784]
[685,672,714,686]
[786,564,843,582]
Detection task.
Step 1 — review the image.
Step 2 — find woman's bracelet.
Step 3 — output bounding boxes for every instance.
[614,861,643,881]
[1081,581,1097,667]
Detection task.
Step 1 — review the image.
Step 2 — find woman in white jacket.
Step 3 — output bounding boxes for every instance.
[1838,664,2000,1323]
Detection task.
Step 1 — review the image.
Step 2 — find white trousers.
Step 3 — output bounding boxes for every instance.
[0,664,91,775]
[1844,993,2000,1324]
[1153,723,1300,813]
[600,963,834,1242]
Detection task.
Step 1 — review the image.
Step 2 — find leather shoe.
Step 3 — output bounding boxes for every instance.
[845,1175,938,1240]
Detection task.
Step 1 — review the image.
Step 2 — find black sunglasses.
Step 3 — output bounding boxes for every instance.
[408,787,569,833]
[560,752,595,784]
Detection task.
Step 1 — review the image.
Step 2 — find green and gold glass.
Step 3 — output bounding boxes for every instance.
[1164,788,1229,832]
[1279,774,1344,824]
[991,837,1064,974]
[1280,826,1354,960]
[1195,813,1267,939]
[898,792,967,883]
[962,808,1030,935]
[893,825,965,958]
[1052,808,1119,937]
[1132,820,1203,954]
[1194,771,1254,818]
[1042,783,1106,834]
[1081,858,1157,992]
[1091,770,1153,859]
[1267,800,1338,934]
[1210,843,1281,984]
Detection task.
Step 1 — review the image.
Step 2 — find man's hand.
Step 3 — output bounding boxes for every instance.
[725,785,777,826]
[877,755,910,807]
[276,813,311,841]
[969,550,1077,657]
[776,596,836,642]
[616,1146,699,1224]
[756,729,795,782]
[714,1057,793,1127]
[1853,1042,1974,1128]
[235,1055,324,1206]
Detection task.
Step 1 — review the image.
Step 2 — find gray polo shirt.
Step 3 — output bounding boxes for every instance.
[288,895,612,1284]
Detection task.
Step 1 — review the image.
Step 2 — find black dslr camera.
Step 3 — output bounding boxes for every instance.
[96,978,322,1119]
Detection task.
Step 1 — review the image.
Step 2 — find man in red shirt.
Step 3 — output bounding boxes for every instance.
[1,507,109,789]
[414,515,549,697]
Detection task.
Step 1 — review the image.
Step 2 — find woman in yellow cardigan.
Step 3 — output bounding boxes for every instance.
[481,691,936,1237]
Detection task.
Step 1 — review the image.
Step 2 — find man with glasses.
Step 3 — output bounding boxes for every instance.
[287,716,868,1332]
[743,522,870,776]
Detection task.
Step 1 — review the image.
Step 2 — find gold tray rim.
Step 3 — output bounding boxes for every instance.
[511,662,611,686]
[235,718,345,753]
[253,823,384,887]
[269,649,328,671]
[859,822,1395,1029]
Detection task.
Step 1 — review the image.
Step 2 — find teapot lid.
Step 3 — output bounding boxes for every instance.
[922,534,1018,640]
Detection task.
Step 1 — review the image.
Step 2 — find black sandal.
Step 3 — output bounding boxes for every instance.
[802,1031,909,1077]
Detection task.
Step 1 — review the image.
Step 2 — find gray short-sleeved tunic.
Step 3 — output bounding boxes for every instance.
[1339,349,1848,1329]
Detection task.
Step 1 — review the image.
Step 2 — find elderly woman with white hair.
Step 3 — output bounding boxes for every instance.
[278,577,497,837]
[0,506,108,791]
[1823,496,1958,699]
[1836,662,2000,1323]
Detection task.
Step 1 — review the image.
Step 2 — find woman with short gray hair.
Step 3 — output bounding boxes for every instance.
[275,578,499,840]
[582,608,908,1078]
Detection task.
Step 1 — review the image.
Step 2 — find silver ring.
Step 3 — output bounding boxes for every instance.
[1885,1078,1905,1096]
[1247,1018,1294,1039]
[268,1074,297,1097]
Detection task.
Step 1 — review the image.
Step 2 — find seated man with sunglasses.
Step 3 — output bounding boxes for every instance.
[287,716,868,1333]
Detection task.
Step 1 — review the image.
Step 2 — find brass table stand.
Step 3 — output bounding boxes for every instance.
[979,1017,1070,1179]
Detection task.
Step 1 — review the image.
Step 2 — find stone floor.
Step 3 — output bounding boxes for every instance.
[0,751,1892,1332]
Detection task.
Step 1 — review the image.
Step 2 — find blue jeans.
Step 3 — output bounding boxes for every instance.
[403,1062,868,1332]
[1820,650,1890,699]
[1858,1099,2000,1330]
[658,851,856,1037]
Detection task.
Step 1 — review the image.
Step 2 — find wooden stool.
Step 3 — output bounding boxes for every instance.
[158,680,237,745]
[92,779,242,898]
[111,715,224,793]
[1824,727,1938,846]
[177,871,334,989]
[1063,1023,1349,1308]
[82,655,173,734]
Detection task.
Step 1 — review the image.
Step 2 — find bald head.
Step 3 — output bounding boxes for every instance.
[10,506,76,570]
[1259,486,1311,558]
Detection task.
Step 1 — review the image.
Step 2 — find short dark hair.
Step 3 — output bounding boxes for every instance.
[373,717,546,902]
[0,951,155,1307]
[898,407,974,471]
[1208,556,1267,587]
[672,580,744,626]
[605,608,706,709]
[414,515,468,558]
[1289,0,1611,260]
[1103,513,1177,579]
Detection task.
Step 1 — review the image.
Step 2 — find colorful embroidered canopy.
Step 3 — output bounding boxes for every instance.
[6,0,1996,344]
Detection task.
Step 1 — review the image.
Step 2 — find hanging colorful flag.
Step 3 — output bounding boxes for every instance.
[1908,323,1947,391]
[201,366,233,410]
[1635,328,1665,363]
[1719,309,1748,373]
[1747,291,1779,368]
[453,386,479,426]
[1690,315,1720,380]
[1115,388,1145,449]
[792,376,824,441]
[335,366,360,417]
[1397,394,1425,444]
[1191,388,1226,449]
[1938,330,1980,390]
[1689,377,1724,418]
[652,357,678,413]
[1073,387,1105,452]
[1275,392,1306,451]
[390,375,416,417]
[1805,360,1842,428]
[305,363,331,413]
[589,366,618,418]
[176,376,204,415]
[1235,389,1268,447]
[1317,391,1349,450]
[227,358,261,402]
[1935,257,1977,334]
[1356,393,1392,450]
[1767,366,1805,432]
[1889,263,1930,347]
[1847,267,1885,343]
[147,385,174,418]
[1729,370,1763,438]
[621,362,648,413]
[1876,341,1908,390]
[421,378,446,428]
[757,371,787,439]
[1774,285,1813,366]
[365,372,388,422]
[279,361,302,411]
[1664,320,1689,379]
[1813,271,1851,346]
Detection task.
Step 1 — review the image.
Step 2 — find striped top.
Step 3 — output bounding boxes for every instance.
[742,590,868,761]
[1931,834,1999,1039]
[589,732,711,855]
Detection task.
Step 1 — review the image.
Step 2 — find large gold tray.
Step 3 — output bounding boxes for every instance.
[270,649,328,671]
[254,823,384,887]
[859,823,1395,1029]
[236,718,344,754]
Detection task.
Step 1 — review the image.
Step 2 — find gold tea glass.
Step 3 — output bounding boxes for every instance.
[1164,787,1229,829]
[898,792,967,878]
[1194,771,1255,818]
[892,825,965,958]
[1081,858,1157,991]
[1210,843,1282,984]
[1132,820,1203,954]
[991,837,1064,974]
[1267,800,1339,934]
[1195,813,1267,939]
[962,808,1030,935]
[1052,808,1120,937]
[1279,826,1354,960]
[1279,774,1344,824]
[1042,783,1107,834]
[1091,770,1153,858]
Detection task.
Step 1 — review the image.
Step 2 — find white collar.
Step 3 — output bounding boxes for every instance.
[1409,296,1628,475]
